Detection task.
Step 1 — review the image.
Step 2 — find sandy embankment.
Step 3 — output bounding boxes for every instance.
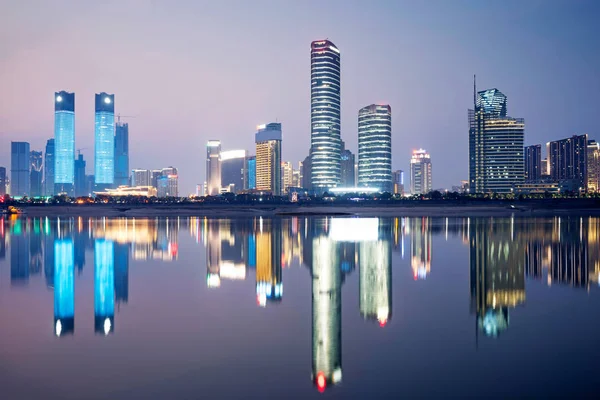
[11,203,600,218]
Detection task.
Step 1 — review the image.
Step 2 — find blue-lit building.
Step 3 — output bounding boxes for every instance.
[54,239,75,337]
[95,240,115,335]
[44,139,55,196]
[94,93,115,189]
[10,141,30,197]
[114,122,129,186]
[54,91,75,195]
[114,243,129,305]
[246,155,256,190]
[311,40,342,191]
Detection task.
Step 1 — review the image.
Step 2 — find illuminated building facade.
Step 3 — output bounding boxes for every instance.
[44,139,55,196]
[131,169,151,187]
[392,169,404,195]
[95,185,157,197]
[281,161,293,194]
[524,144,541,182]
[114,122,129,186]
[469,87,525,193]
[95,240,115,335]
[255,123,282,195]
[0,166,6,195]
[547,134,588,191]
[588,140,600,192]
[54,239,75,336]
[311,40,341,191]
[206,140,221,195]
[54,91,75,195]
[245,156,256,190]
[340,146,355,188]
[358,104,392,192]
[29,150,43,197]
[10,141,30,197]
[410,149,432,195]
[221,149,246,193]
[94,93,115,188]
[157,171,178,197]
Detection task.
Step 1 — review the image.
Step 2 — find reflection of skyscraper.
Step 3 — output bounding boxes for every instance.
[114,243,129,305]
[95,240,115,335]
[256,218,283,306]
[311,234,342,392]
[469,218,525,338]
[206,220,221,288]
[54,239,75,337]
[410,217,431,280]
[10,223,29,285]
[359,224,392,326]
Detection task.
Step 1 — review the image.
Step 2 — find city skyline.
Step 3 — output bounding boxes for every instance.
[1,1,599,194]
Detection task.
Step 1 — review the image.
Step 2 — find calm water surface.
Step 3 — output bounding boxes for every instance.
[1,215,599,399]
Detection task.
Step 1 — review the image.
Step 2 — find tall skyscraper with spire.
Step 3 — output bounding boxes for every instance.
[310,39,341,192]
[54,91,75,195]
[94,92,115,190]
[468,78,524,193]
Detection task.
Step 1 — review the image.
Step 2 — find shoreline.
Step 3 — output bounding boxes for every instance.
[7,201,600,218]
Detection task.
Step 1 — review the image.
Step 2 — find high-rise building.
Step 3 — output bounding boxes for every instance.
[0,167,7,195]
[547,134,588,191]
[587,140,600,192]
[54,91,75,195]
[221,150,246,193]
[245,156,256,190]
[524,144,542,182]
[292,168,301,188]
[281,161,293,194]
[151,169,162,188]
[358,104,392,192]
[206,140,221,196]
[311,39,341,191]
[94,92,115,189]
[114,121,129,186]
[30,150,43,197]
[255,123,282,195]
[74,153,87,197]
[131,169,151,187]
[301,153,312,190]
[410,149,432,195]
[340,146,355,188]
[44,139,55,196]
[392,170,404,195]
[157,168,178,197]
[10,142,30,197]
[468,86,524,193]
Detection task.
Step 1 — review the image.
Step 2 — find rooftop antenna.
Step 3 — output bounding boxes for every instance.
[473,74,477,107]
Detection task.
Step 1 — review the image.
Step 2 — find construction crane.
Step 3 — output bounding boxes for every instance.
[116,114,136,124]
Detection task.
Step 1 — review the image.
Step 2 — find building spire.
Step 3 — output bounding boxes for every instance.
[473,74,477,108]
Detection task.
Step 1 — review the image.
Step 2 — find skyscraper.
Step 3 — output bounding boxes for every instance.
[206,140,221,196]
[410,149,432,195]
[587,140,600,192]
[131,169,151,187]
[114,121,129,186]
[245,156,256,190]
[358,104,392,192]
[524,144,542,182]
[547,134,588,191]
[340,146,355,188]
[221,150,246,193]
[44,139,55,196]
[30,150,43,197]
[94,92,115,189]
[469,86,525,193]
[157,168,178,197]
[255,123,282,195]
[0,167,6,195]
[281,161,293,194]
[392,170,404,195]
[301,153,312,190]
[54,91,75,195]
[311,40,341,191]
[10,141,30,197]
[74,153,87,197]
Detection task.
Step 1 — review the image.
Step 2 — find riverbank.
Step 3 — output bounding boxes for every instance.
[8,199,600,218]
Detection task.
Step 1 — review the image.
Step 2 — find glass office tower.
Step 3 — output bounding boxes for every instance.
[114,122,129,186]
[94,93,115,188]
[10,142,30,197]
[358,104,392,192]
[54,91,75,195]
[206,140,222,196]
[255,123,282,195]
[311,40,341,191]
[44,138,55,196]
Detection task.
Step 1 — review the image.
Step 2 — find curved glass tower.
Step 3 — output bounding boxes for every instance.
[311,40,341,191]
[358,104,392,192]
[94,92,115,187]
[54,91,75,194]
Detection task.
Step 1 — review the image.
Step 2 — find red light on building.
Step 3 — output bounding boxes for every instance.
[316,372,326,392]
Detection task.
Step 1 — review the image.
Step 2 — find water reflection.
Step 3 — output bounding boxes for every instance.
[1,215,600,394]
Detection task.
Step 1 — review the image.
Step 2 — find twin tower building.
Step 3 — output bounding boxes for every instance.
[52,91,128,196]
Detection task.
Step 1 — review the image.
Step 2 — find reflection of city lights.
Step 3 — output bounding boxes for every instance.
[332,368,342,384]
[316,372,326,392]
[104,318,112,336]
[55,320,62,337]
[207,274,221,288]
[257,293,267,307]
[329,218,379,242]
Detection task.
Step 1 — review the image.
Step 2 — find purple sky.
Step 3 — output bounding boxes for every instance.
[1,0,599,194]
